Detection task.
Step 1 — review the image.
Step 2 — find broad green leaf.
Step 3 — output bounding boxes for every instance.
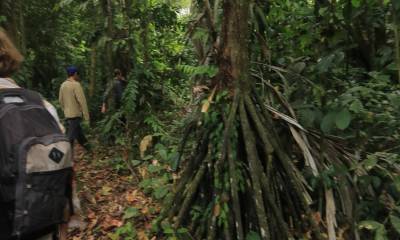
[375,225,388,240]
[164,228,175,234]
[123,207,140,219]
[246,231,261,240]
[154,187,169,199]
[148,164,163,173]
[316,54,335,73]
[131,160,142,167]
[298,108,316,127]
[359,221,383,230]
[159,148,168,160]
[351,0,361,8]
[364,155,378,170]
[177,228,189,234]
[390,215,400,234]
[349,100,364,113]
[372,176,382,188]
[335,109,352,130]
[107,233,119,240]
[169,152,180,171]
[321,112,336,133]
[393,176,400,192]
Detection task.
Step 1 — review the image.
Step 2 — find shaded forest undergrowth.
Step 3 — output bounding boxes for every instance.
[69,145,159,240]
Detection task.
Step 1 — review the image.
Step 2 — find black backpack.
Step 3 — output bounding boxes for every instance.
[0,88,73,239]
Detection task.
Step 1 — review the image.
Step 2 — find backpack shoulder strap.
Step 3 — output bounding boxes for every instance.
[0,88,44,106]
[0,78,18,89]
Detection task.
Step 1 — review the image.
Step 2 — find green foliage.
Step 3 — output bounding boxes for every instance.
[246,231,262,240]
[359,221,388,240]
[5,0,400,238]
[123,207,140,220]
[354,152,400,239]
[110,222,137,240]
[138,143,179,201]
[122,72,140,116]
[160,222,189,240]
[178,64,218,78]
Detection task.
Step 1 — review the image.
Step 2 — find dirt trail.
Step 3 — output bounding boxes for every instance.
[68,146,158,240]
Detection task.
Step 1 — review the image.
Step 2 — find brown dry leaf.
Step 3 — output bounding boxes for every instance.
[87,210,96,220]
[101,186,112,196]
[313,211,322,224]
[201,100,211,113]
[109,203,123,216]
[201,87,216,113]
[126,190,138,203]
[138,166,148,179]
[193,85,209,94]
[138,231,149,240]
[87,217,98,231]
[140,135,153,158]
[101,215,123,230]
[145,222,153,230]
[213,204,221,217]
[141,207,149,215]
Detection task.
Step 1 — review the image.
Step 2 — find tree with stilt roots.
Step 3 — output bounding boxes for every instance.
[159,1,374,239]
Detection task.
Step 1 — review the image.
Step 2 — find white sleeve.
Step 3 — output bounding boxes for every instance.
[43,100,65,133]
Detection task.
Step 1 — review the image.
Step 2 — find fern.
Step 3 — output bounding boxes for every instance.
[144,115,167,136]
[122,71,139,115]
[98,111,124,136]
[177,64,218,78]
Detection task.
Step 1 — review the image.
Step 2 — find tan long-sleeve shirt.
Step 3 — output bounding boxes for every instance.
[59,78,90,122]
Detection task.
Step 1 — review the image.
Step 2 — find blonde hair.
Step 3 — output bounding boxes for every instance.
[0,29,23,77]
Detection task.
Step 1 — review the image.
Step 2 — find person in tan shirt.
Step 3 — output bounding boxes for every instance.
[59,66,91,150]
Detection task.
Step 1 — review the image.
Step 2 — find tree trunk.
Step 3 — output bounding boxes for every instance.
[162,1,366,239]
[102,0,114,81]
[89,44,97,97]
[393,1,400,83]
[121,0,135,73]
[141,0,150,68]
[219,0,251,90]
[0,0,26,54]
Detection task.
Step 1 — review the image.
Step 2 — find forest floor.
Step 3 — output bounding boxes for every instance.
[68,144,159,240]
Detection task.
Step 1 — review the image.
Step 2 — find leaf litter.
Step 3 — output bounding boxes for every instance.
[69,145,160,240]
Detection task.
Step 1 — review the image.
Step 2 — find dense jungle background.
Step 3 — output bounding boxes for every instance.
[1,0,400,239]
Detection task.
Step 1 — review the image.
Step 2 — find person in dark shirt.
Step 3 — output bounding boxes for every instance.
[101,69,127,113]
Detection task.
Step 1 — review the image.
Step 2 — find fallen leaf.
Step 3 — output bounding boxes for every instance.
[141,207,149,215]
[213,204,221,217]
[101,186,112,196]
[101,215,123,230]
[313,211,322,224]
[138,166,148,179]
[138,231,149,240]
[140,135,153,158]
[201,87,216,113]
[193,85,209,94]
[126,190,138,203]
[87,211,96,220]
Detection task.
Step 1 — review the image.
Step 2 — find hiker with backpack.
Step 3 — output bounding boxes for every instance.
[0,29,71,240]
[59,66,91,151]
[101,68,127,113]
